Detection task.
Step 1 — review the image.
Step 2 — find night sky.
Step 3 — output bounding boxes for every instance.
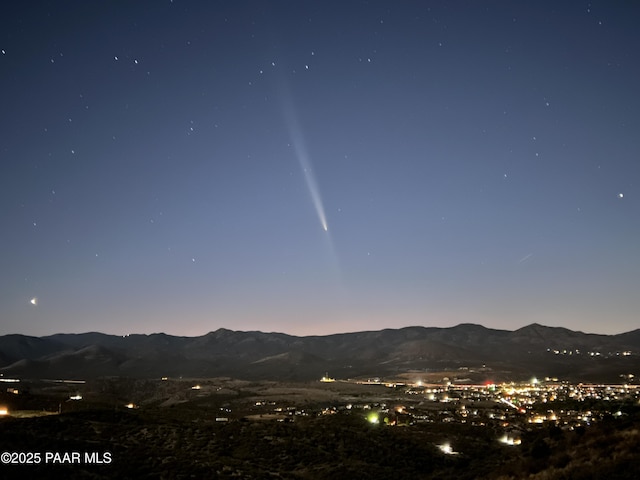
[2,2,639,337]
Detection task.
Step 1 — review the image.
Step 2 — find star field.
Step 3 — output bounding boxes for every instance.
[1,1,639,337]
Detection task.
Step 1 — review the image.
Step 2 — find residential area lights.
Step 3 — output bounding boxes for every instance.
[323,376,640,451]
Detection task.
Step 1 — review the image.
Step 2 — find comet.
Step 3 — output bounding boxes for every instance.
[281,88,329,233]
[289,122,329,233]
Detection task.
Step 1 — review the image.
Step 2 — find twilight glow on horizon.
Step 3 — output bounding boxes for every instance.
[1,2,639,337]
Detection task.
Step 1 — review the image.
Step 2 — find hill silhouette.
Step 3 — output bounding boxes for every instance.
[1,324,638,382]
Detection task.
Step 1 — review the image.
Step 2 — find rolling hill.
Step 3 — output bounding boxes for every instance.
[1,324,638,382]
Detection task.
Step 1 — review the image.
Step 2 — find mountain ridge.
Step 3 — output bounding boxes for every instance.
[1,323,638,382]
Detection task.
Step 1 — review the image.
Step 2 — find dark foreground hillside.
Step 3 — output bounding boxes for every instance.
[1,404,639,479]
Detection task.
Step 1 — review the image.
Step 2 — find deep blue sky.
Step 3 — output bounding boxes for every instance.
[1,1,639,336]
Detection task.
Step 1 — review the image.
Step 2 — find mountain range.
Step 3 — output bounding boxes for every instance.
[1,323,639,382]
